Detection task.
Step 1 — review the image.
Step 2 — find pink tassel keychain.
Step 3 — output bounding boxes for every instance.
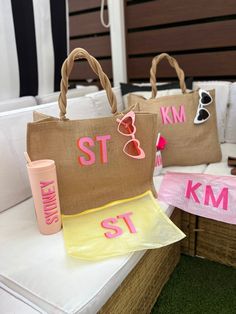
[154,133,167,176]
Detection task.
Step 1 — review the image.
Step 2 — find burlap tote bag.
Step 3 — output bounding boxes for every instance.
[128,53,222,167]
[27,48,158,215]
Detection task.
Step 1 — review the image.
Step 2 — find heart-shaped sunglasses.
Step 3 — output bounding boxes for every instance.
[194,89,212,124]
[116,111,145,159]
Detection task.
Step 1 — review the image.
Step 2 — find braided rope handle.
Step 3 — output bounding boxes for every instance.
[58,48,117,120]
[150,53,187,99]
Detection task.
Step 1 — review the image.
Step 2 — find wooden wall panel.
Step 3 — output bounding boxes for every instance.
[127,20,236,55]
[70,36,111,57]
[70,60,112,80]
[126,0,236,29]
[128,51,236,79]
[70,10,108,37]
[68,0,112,86]
[69,0,101,13]
[125,0,236,81]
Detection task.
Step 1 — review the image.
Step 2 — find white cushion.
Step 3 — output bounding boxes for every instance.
[193,81,231,143]
[203,143,236,176]
[0,286,40,314]
[123,89,188,108]
[161,164,207,175]
[0,109,32,212]
[121,79,193,108]
[88,86,124,114]
[0,195,173,313]
[0,90,120,213]
[35,86,98,105]
[35,96,102,120]
[0,96,36,113]
[225,82,236,143]
[203,162,233,176]
[218,143,236,162]
[159,144,236,177]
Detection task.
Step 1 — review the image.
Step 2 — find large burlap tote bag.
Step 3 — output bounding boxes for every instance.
[128,53,222,167]
[27,48,158,215]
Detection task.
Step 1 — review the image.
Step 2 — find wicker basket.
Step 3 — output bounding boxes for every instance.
[99,209,181,314]
[196,217,236,267]
[181,211,236,268]
[180,210,197,256]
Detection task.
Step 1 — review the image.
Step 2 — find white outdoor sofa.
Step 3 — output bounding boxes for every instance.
[0,82,236,313]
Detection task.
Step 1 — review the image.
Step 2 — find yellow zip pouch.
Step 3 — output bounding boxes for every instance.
[62,191,185,260]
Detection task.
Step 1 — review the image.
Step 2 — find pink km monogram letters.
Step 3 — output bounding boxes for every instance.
[160,105,186,124]
[185,180,229,210]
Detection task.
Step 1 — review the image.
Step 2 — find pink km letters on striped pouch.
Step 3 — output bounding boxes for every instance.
[158,172,236,224]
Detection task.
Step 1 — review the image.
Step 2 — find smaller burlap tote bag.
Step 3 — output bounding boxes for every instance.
[128,53,222,167]
[27,48,158,215]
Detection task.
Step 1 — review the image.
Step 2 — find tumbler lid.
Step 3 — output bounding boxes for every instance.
[27,159,55,172]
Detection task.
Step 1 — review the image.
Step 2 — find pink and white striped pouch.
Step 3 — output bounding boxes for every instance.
[158,172,236,224]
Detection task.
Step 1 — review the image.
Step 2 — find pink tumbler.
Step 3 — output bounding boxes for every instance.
[26,157,61,235]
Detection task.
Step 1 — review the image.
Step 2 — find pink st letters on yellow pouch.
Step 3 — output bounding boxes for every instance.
[62,191,185,261]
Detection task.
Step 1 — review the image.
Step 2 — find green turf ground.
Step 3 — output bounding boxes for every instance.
[151,255,236,314]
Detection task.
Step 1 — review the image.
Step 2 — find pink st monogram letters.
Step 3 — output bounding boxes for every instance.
[77,134,111,166]
[160,105,186,124]
[101,212,137,239]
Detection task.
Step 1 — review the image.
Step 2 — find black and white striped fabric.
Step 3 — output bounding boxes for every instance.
[0,0,68,101]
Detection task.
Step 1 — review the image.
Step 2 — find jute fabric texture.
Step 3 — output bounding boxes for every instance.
[27,48,158,214]
[128,53,221,166]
